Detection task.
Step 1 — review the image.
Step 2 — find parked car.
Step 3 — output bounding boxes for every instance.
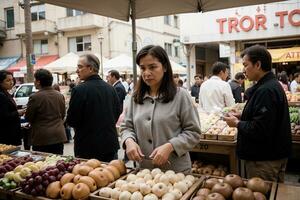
[13,83,37,109]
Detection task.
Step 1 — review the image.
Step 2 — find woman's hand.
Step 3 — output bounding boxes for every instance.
[125,138,144,162]
[149,143,173,166]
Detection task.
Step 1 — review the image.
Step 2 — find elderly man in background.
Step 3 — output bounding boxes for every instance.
[67,54,121,161]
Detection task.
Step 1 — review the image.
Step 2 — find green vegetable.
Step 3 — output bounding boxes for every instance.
[3,182,11,190]
[10,181,17,189]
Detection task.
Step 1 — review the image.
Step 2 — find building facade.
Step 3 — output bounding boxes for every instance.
[0,0,183,75]
[180,0,300,81]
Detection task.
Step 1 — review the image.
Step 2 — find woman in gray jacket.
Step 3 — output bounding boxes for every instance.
[121,45,201,172]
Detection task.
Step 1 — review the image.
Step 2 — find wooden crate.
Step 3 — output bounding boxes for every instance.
[90,170,205,200]
[191,140,238,174]
[275,183,300,200]
[218,134,237,141]
[203,134,218,140]
[292,134,300,141]
[193,175,277,200]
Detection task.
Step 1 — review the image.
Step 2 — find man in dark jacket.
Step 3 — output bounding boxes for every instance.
[224,45,291,182]
[67,54,121,162]
[107,70,126,111]
[229,72,245,103]
[190,74,203,103]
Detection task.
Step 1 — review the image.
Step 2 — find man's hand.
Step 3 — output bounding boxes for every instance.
[229,109,242,119]
[125,138,144,162]
[223,114,240,127]
[149,143,173,166]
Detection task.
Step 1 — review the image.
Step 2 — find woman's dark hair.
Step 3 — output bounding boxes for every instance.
[0,70,13,90]
[278,72,289,85]
[34,69,53,87]
[241,45,272,72]
[134,45,177,104]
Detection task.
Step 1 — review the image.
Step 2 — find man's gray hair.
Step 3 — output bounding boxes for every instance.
[81,54,100,73]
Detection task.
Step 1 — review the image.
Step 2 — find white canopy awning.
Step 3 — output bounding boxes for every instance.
[103,54,186,75]
[44,52,107,74]
[44,52,79,74]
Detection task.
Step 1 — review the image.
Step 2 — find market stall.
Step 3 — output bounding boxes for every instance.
[1,144,300,200]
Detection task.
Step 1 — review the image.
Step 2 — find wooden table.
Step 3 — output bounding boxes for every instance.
[289,102,300,107]
[190,139,238,174]
[276,183,300,200]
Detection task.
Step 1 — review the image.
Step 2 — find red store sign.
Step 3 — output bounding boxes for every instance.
[216,9,300,34]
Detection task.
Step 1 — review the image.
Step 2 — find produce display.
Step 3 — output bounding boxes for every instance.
[96,168,198,200]
[191,161,227,177]
[0,144,19,153]
[20,159,81,197]
[0,155,67,191]
[201,120,238,141]
[35,159,127,199]
[0,154,12,165]
[286,91,300,102]
[199,113,221,133]
[193,174,271,200]
[0,156,33,178]
[289,107,300,141]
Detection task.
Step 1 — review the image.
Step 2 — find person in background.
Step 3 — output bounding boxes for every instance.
[290,72,300,93]
[121,77,129,93]
[204,75,210,82]
[177,79,184,88]
[0,70,24,145]
[121,45,201,172]
[278,72,289,92]
[25,69,66,154]
[224,45,291,182]
[52,84,60,92]
[183,78,188,89]
[229,72,246,103]
[67,54,121,161]
[107,70,127,111]
[191,74,203,103]
[199,62,235,112]
[173,74,180,86]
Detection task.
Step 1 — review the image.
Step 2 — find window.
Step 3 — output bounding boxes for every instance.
[31,4,45,21]
[33,39,48,55]
[5,8,14,28]
[66,8,85,17]
[164,43,172,56]
[15,85,34,98]
[174,15,179,28]
[164,16,171,25]
[174,46,179,57]
[68,36,91,52]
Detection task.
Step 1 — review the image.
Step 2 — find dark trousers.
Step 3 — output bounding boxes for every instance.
[32,143,64,155]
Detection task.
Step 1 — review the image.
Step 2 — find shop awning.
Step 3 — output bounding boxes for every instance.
[268,47,300,63]
[7,55,59,72]
[0,56,20,70]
